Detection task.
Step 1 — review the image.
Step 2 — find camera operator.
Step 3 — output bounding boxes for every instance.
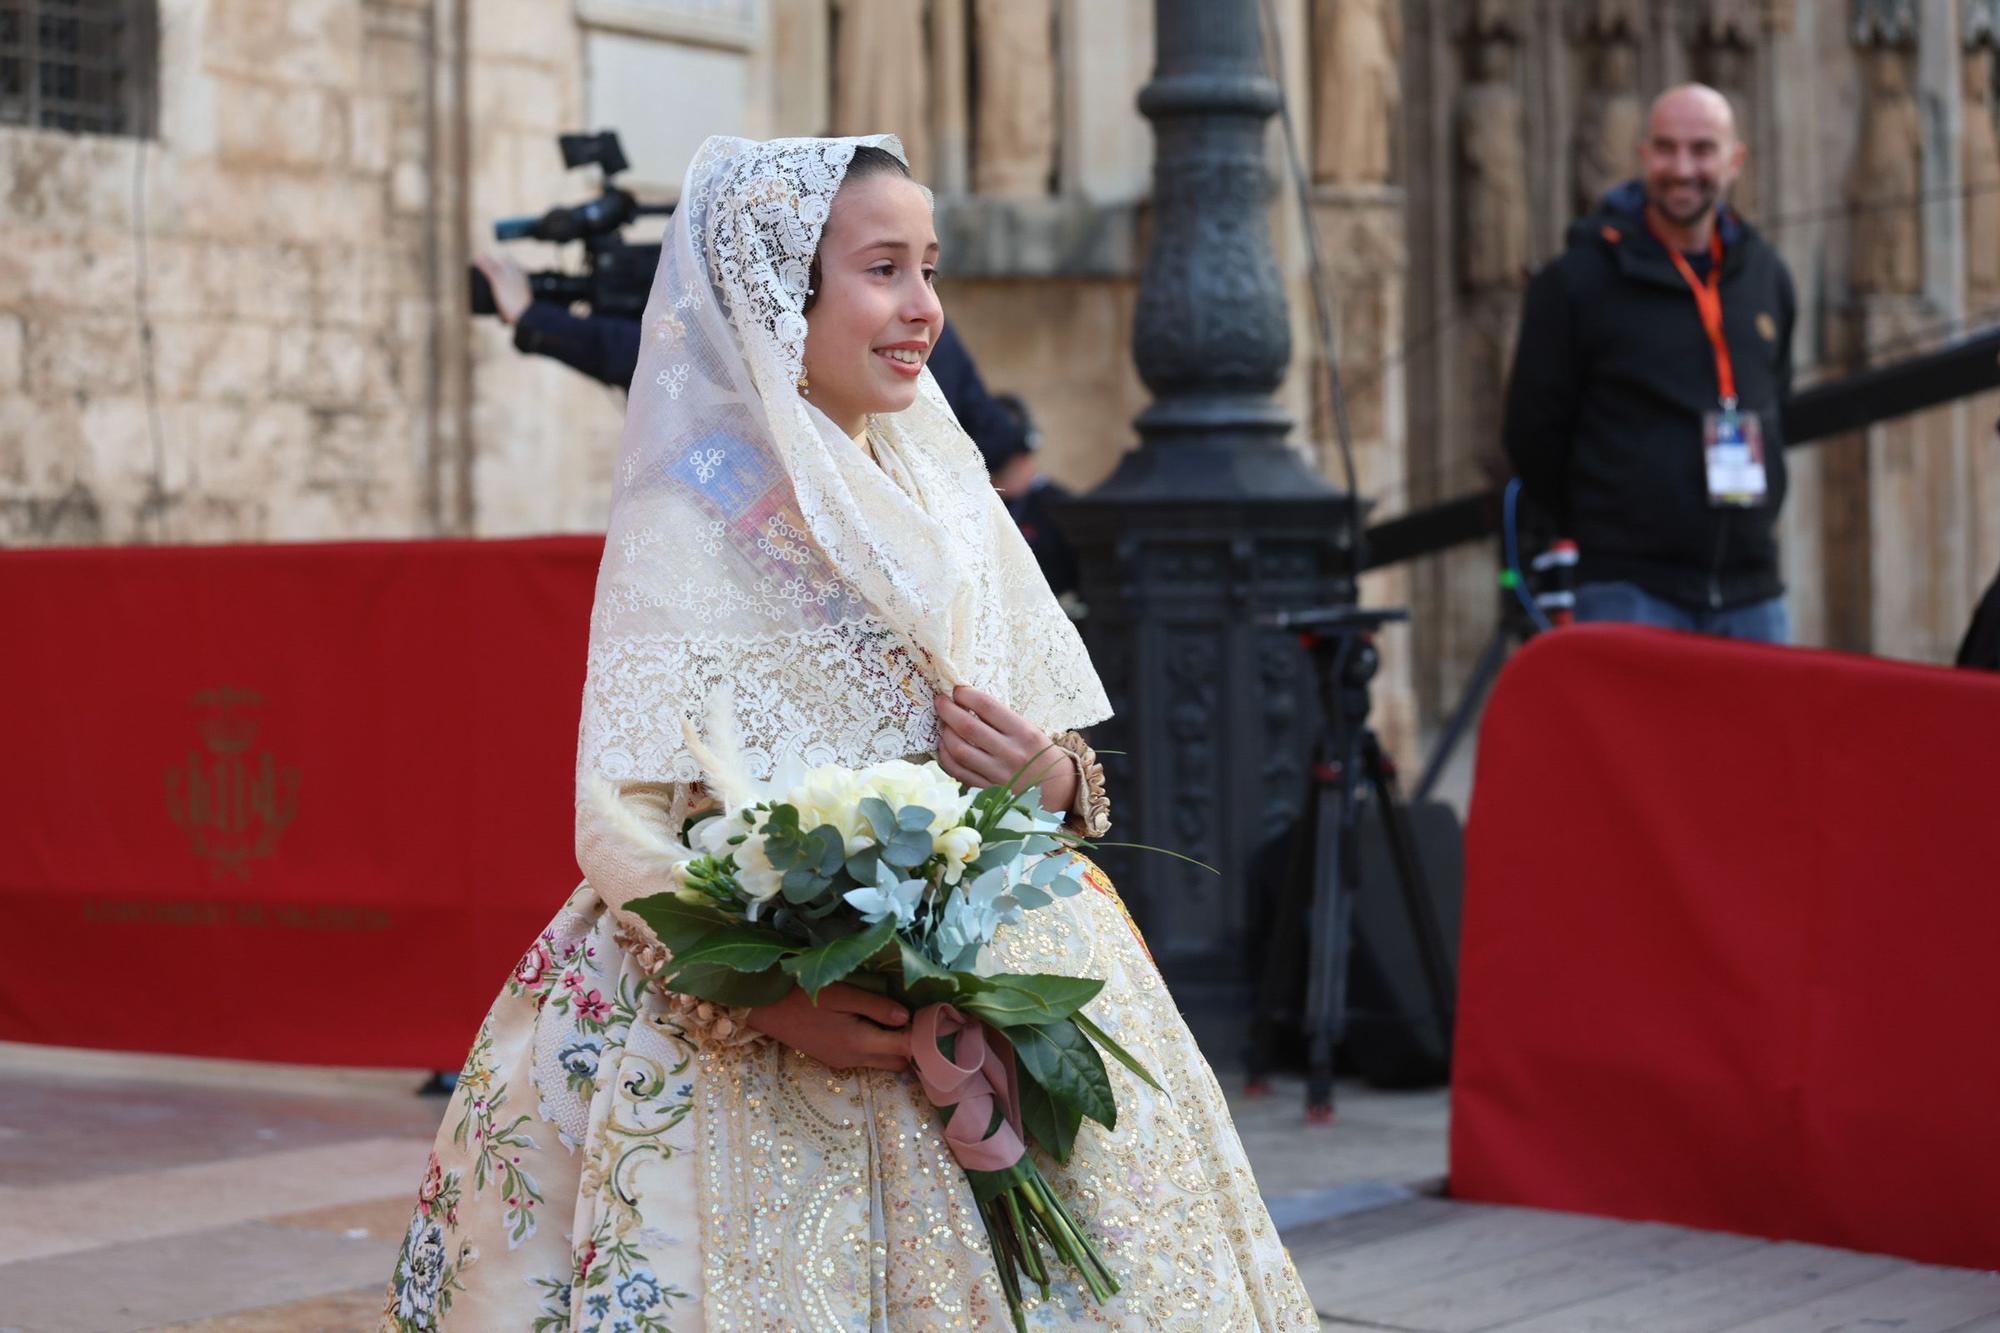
[476,252,640,389]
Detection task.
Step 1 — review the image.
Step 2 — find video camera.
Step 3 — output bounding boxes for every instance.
[467,130,670,322]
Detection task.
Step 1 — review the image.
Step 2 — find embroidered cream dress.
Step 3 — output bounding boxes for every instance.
[384,788,1314,1332]
[382,134,1316,1331]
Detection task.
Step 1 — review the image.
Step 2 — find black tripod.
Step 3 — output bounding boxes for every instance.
[1411,534,1574,802]
[1245,606,1458,1120]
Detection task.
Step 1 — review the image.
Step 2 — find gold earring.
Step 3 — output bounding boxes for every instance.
[797,366,811,397]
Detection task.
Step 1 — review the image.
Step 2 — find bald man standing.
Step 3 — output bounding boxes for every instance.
[1503,84,1798,642]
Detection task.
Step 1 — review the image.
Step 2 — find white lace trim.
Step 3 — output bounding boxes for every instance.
[582,624,940,783]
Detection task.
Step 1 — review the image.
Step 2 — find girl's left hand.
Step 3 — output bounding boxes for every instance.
[934,686,1078,817]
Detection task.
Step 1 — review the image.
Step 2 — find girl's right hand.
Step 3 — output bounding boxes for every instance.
[745,982,912,1072]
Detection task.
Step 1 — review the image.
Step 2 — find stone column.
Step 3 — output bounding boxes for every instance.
[1962,4,2000,604]
[1829,0,1974,662]
[930,0,970,194]
[830,0,931,180]
[1572,0,1646,216]
[971,0,1056,197]
[1692,0,1764,222]
[1307,0,1415,765]
[1421,0,1527,724]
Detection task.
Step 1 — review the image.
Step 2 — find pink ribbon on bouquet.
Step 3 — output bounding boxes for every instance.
[910,1003,1027,1172]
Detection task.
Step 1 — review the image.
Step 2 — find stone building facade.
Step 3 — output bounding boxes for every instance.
[4,0,1996,751]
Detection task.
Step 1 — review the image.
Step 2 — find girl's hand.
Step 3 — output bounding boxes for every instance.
[934,686,1079,817]
[745,982,911,1072]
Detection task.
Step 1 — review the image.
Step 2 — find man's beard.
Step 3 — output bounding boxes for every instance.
[1649,179,1722,226]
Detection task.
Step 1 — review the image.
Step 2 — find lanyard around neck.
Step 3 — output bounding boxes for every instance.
[1646,218,1736,409]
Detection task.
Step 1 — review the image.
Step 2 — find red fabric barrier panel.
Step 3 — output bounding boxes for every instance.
[0,537,603,1068]
[1451,625,2000,1272]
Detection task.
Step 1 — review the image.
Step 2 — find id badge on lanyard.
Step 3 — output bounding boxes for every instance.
[1704,403,1767,507]
[1653,221,1770,509]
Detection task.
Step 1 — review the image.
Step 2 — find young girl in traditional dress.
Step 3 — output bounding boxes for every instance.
[384,133,1316,1332]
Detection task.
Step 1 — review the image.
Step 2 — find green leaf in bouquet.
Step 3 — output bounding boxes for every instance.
[895,804,935,832]
[1017,1069,1084,1164]
[625,893,732,956]
[844,845,882,885]
[781,867,827,905]
[661,923,794,972]
[985,974,1105,1022]
[965,839,1026,876]
[784,914,898,1000]
[801,895,845,920]
[1010,1020,1116,1129]
[957,985,1061,1028]
[897,941,964,1007]
[1008,882,1053,912]
[660,960,794,1008]
[811,825,847,873]
[1073,1011,1164,1093]
[1028,853,1076,888]
[881,825,934,870]
[859,797,899,844]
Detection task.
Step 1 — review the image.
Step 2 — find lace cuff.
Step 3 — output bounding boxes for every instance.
[1050,730,1111,839]
[613,917,768,1049]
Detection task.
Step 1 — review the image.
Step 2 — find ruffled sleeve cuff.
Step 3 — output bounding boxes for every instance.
[612,914,769,1049]
[1050,730,1111,839]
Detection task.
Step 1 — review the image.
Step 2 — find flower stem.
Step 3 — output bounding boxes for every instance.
[1001,1188,1051,1299]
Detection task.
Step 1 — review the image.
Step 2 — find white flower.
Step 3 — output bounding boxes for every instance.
[935,825,982,885]
[733,833,785,904]
[782,765,874,853]
[689,813,737,859]
[859,760,976,837]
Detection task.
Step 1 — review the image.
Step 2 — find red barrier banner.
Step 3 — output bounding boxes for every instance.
[0,537,603,1068]
[1451,625,2000,1272]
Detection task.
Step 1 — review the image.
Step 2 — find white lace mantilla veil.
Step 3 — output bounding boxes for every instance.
[579,133,1110,791]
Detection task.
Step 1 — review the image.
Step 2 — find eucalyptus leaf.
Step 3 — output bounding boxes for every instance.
[808,825,846,875]
[859,797,898,843]
[1028,854,1074,888]
[1010,1021,1115,1129]
[896,804,936,832]
[1009,883,1052,912]
[881,827,933,870]
[776,867,814,902]
[845,846,882,885]
[784,914,898,999]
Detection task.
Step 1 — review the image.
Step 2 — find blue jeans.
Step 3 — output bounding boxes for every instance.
[1573,581,1791,644]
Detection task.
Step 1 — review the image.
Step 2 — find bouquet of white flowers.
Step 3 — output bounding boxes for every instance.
[602,713,1160,1330]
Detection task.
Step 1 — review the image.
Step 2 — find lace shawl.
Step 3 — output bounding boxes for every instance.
[579,134,1109,789]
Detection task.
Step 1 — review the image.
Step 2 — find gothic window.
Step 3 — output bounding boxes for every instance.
[0,0,156,136]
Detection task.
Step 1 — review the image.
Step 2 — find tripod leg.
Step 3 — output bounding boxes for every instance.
[1245,774,1319,1091]
[1413,622,1514,804]
[1303,731,1364,1121]
[1365,734,1458,1060]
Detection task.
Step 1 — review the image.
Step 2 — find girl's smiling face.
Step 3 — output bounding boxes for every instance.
[800,171,943,438]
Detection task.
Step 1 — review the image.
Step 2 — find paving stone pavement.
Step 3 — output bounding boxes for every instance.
[1,1043,1990,1332]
